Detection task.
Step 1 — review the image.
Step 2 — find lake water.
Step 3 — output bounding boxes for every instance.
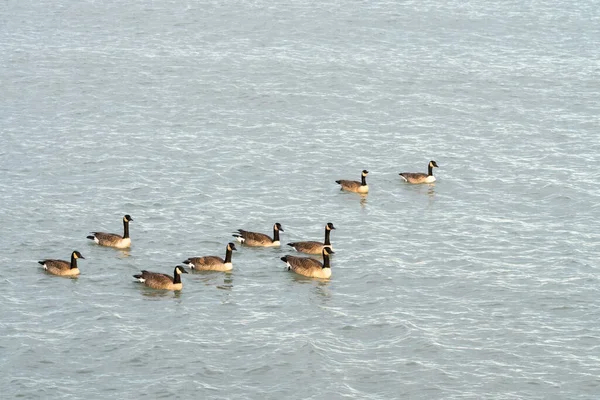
[1,0,599,398]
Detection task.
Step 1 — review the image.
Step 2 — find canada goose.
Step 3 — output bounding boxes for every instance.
[133,266,188,291]
[87,214,133,248]
[336,170,369,193]
[38,250,85,276]
[183,242,237,272]
[280,247,334,279]
[399,160,439,184]
[287,222,336,255]
[232,223,283,247]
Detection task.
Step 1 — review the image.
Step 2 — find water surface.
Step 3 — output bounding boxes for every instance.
[1,0,599,399]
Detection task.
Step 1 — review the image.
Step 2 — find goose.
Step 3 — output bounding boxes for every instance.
[287,222,336,255]
[233,223,283,247]
[183,242,237,272]
[38,250,85,276]
[280,247,334,279]
[133,266,188,291]
[87,214,133,248]
[336,170,369,193]
[399,160,439,184]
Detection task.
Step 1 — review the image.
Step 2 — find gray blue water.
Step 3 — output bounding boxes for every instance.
[1,0,599,398]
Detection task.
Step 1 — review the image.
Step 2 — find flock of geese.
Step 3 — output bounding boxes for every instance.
[38,161,440,290]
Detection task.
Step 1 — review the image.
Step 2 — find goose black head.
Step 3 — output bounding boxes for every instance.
[175,266,188,274]
[72,250,85,259]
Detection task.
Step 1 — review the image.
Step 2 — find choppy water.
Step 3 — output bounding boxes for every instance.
[1,0,599,398]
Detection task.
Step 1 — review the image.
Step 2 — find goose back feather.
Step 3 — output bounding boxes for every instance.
[287,222,335,255]
[281,247,334,279]
[399,160,438,184]
[87,214,133,248]
[39,250,85,276]
[233,223,283,247]
[133,266,188,290]
[184,243,236,272]
[336,170,369,193]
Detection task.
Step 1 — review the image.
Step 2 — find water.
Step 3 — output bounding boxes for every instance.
[1,0,599,398]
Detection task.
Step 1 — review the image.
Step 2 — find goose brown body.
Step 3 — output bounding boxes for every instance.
[399,161,439,184]
[87,215,133,248]
[336,170,369,193]
[287,222,335,255]
[280,247,334,279]
[133,266,188,291]
[183,243,236,272]
[39,251,85,276]
[233,223,283,247]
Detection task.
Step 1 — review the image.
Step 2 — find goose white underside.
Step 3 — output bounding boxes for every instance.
[187,262,232,272]
[222,262,233,271]
[342,185,369,193]
[286,262,332,279]
[114,238,131,248]
[317,268,332,279]
[290,244,332,254]
[91,235,131,248]
[400,175,436,184]
[42,264,80,276]
[213,262,233,272]
[237,238,279,246]
[256,241,280,247]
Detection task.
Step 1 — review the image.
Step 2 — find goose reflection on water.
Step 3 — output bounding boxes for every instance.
[139,287,183,300]
[217,274,234,291]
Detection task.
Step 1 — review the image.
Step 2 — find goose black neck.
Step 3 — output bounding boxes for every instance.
[225,248,233,263]
[123,219,130,239]
[361,175,367,186]
[428,164,434,176]
[273,228,280,242]
[173,269,182,284]
[322,253,331,269]
[70,253,78,270]
[324,228,331,246]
